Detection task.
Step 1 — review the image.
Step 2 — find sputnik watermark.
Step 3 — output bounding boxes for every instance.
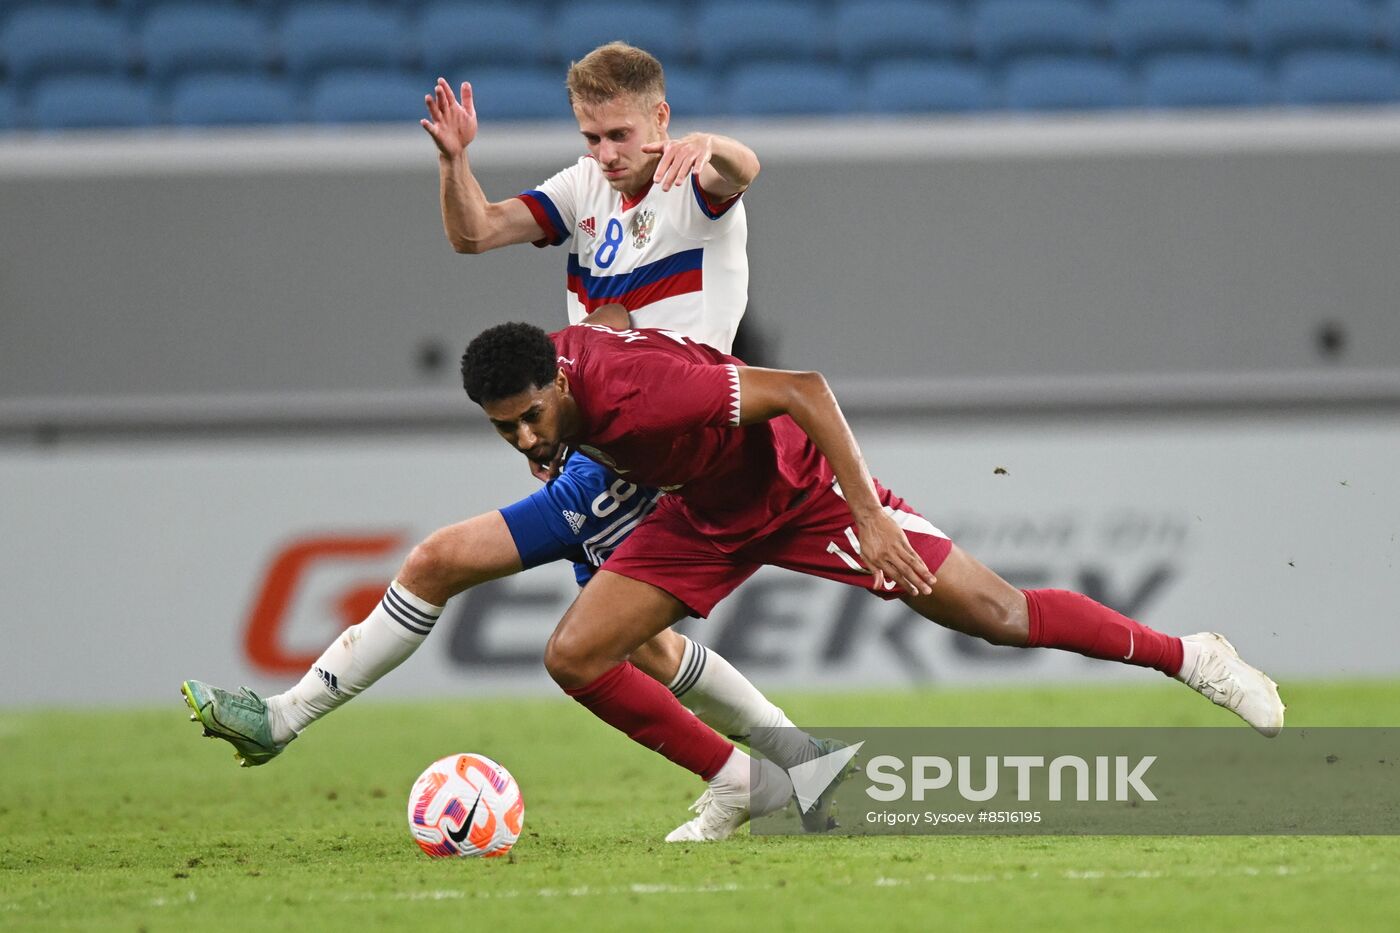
[753,727,1400,836]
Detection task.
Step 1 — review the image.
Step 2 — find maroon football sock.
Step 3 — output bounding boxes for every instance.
[1022,588,1184,676]
[564,661,735,780]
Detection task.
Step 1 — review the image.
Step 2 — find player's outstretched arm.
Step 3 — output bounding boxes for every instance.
[421,78,545,254]
[735,367,935,596]
[642,133,759,199]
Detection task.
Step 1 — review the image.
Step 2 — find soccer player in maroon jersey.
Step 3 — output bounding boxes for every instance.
[460,320,1287,841]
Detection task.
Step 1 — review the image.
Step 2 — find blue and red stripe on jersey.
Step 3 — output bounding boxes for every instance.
[567,248,704,313]
[691,175,742,219]
[517,190,569,247]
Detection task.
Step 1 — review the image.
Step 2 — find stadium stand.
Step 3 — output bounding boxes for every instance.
[1110,0,1242,60]
[415,2,550,72]
[723,62,853,115]
[694,0,830,67]
[169,73,300,126]
[3,0,1400,130]
[865,60,995,113]
[1247,0,1378,57]
[308,68,427,124]
[278,4,408,80]
[1277,49,1400,105]
[30,75,158,129]
[971,0,1106,63]
[833,0,966,65]
[1140,53,1273,108]
[140,4,270,84]
[553,2,689,67]
[1,6,131,86]
[1004,56,1135,110]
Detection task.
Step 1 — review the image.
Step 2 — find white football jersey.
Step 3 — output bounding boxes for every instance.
[516,156,748,355]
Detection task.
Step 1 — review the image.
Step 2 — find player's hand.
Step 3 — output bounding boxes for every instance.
[642,133,713,192]
[528,448,565,483]
[853,511,937,596]
[421,78,478,159]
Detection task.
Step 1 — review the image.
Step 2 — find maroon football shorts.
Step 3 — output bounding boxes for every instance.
[600,478,954,617]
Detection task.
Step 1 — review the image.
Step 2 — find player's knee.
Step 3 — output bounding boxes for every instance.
[543,627,601,689]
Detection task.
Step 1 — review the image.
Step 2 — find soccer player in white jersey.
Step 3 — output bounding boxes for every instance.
[182,44,826,835]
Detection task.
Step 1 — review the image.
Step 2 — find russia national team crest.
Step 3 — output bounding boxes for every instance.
[629,209,655,249]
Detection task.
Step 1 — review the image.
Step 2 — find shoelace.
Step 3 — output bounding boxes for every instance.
[1194,655,1244,709]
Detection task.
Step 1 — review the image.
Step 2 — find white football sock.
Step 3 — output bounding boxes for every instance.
[709,747,793,818]
[265,581,442,744]
[669,635,821,771]
[1175,635,1203,681]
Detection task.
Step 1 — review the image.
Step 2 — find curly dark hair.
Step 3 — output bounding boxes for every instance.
[460,322,559,404]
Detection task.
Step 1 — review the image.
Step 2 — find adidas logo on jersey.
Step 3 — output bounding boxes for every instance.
[579,216,597,238]
[563,510,586,534]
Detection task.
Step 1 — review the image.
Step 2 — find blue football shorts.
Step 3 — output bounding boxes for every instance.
[498,451,664,586]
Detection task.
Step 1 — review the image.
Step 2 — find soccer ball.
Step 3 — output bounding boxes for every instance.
[406,753,525,858]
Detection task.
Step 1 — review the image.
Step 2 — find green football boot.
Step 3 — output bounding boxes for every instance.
[181,680,290,767]
[798,737,861,834]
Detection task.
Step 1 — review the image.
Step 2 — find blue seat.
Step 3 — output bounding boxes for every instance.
[834,0,965,65]
[309,68,425,123]
[1111,0,1241,59]
[865,60,995,112]
[416,2,550,72]
[722,63,853,115]
[1277,50,1400,105]
[141,4,269,83]
[552,3,689,66]
[1248,0,1376,56]
[29,75,159,129]
[972,0,1105,62]
[0,86,17,130]
[695,0,829,67]
[662,67,717,117]
[1141,53,1272,108]
[461,67,575,121]
[2,7,132,85]
[1004,57,1134,110]
[1384,1,1400,51]
[278,4,408,79]
[170,73,300,126]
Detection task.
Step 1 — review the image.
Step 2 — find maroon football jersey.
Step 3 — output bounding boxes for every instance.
[552,323,831,550]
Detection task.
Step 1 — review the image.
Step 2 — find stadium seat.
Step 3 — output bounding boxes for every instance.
[459,67,575,121]
[1380,1,1400,51]
[1003,57,1134,110]
[1248,0,1376,57]
[722,63,853,115]
[971,0,1106,63]
[1277,50,1400,105]
[0,86,17,130]
[694,0,830,68]
[1,7,132,86]
[552,2,690,66]
[278,4,409,80]
[140,4,270,83]
[833,0,966,65]
[416,2,550,73]
[1110,0,1241,59]
[662,67,718,117]
[29,75,159,129]
[308,68,426,124]
[169,73,300,126]
[1140,53,1272,108]
[865,60,995,113]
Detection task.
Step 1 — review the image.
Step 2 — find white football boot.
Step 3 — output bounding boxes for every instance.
[665,752,791,842]
[1178,633,1285,737]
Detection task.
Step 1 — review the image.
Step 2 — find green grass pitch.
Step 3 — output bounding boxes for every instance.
[4,681,1399,932]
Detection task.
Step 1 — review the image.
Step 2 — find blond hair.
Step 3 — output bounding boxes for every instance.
[566,42,665,109]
